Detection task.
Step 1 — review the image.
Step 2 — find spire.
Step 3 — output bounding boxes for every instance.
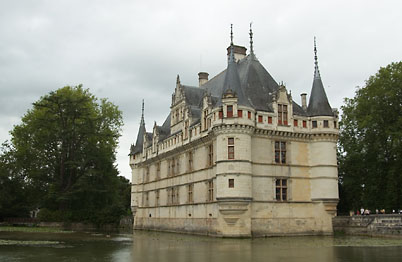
[314,36,320,78]
[249,22,254,56]
[131,100,146,155]
[230,24,233,46]
[140,99,144,124]
[307,38,333,116]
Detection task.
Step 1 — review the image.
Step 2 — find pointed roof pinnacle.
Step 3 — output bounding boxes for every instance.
[249,22,254,55]
[228,24,236,63]
[230,24,233,46]
[141,99,144,123]
[314,36,320,79]
[131,100,146,155]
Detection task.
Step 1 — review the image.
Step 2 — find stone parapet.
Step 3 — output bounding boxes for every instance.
[333,215,402,237]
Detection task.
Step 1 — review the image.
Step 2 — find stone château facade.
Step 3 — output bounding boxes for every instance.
[129,28,339,237]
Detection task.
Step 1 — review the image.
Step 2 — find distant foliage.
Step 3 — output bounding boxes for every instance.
[338,62,402,213]
[0,85,130,225]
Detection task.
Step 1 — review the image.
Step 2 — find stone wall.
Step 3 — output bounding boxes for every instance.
[333,215,402,237]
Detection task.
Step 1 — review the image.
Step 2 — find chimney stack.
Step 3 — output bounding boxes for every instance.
[198,72,209,87]
[301,93,307,110]
[226,45,247,62]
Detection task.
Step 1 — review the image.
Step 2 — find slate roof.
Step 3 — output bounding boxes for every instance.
[203,53,281,112]
[181,85,205,107]
[156,113,171,141]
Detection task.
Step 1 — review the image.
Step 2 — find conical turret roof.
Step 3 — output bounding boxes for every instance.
[307,38,334,117]
[131,100,146,155]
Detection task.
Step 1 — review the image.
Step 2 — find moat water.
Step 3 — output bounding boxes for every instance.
[1,230,402,261]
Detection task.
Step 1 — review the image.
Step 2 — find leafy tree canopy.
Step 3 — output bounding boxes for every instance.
[0,85,129,224]
[338,62,402,213]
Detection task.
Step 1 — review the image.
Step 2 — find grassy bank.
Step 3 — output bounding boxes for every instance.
[0,226,72,233]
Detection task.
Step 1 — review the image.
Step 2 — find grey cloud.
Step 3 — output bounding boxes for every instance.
[1,0,402,180]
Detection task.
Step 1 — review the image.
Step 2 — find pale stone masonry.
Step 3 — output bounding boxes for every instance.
[129,30,339,237]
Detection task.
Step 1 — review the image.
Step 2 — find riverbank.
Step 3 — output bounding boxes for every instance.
[333,214,402,238]
[0,215,133,232]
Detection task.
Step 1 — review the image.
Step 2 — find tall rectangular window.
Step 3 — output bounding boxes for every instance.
[268,116,272,124]
[274,141,286,164]
[167,188,172,205]
[275,179,287,201]
[324,120,329,128]
[144,192,149,206]
[278,104,288,125]
[188,151,193,172]
[188,183,193,203]
[172,188,176,205]
[156,162,160,180]
[155,190,160,206]
[294,119,298,127]
[227,105,233,118]
[258,115,263,123]
[184,120,189,139]
[238,110,243,118]
[219,111,223,119]
[312,120,317,128]
[176,157,180,175]
[208,180,214,202]
[334,121,337,128]
[175,187,179,205]
[145,167,150,182]
[303,120,307,128]
[248,111,251,119]
[228,137,235,159]
[203,110,208,130]
[171,158,176,176]
[208,144,214,167]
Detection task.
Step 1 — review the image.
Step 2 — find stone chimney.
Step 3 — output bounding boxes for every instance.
[301,93,307,110]
[198,72,209,87]
[226,45,247,62]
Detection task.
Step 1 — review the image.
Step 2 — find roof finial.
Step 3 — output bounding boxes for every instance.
[249,22,254,55]
[141,99,145,123]
[314,36,320,78]
[228,24,236,63]
[314,37,318,67]
[230,24,233,46]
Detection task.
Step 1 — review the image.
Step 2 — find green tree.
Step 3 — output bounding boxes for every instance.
[0,143,32,219]
[338,62,402,213]
[0,85,129,224]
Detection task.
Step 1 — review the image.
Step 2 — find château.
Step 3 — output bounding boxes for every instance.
[129,27,339,237]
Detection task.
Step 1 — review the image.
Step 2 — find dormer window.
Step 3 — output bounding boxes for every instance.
[278,104,288,125]
[227,105,233,118]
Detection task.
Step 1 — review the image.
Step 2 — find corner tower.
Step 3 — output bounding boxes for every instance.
[307,38,339,228]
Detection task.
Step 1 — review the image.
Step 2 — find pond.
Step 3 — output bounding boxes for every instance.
[1,229,402,261]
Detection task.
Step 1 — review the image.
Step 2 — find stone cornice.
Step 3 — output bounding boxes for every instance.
[212,124,255,135]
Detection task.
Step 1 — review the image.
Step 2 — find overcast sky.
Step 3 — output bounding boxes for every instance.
[1,0,401,181]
